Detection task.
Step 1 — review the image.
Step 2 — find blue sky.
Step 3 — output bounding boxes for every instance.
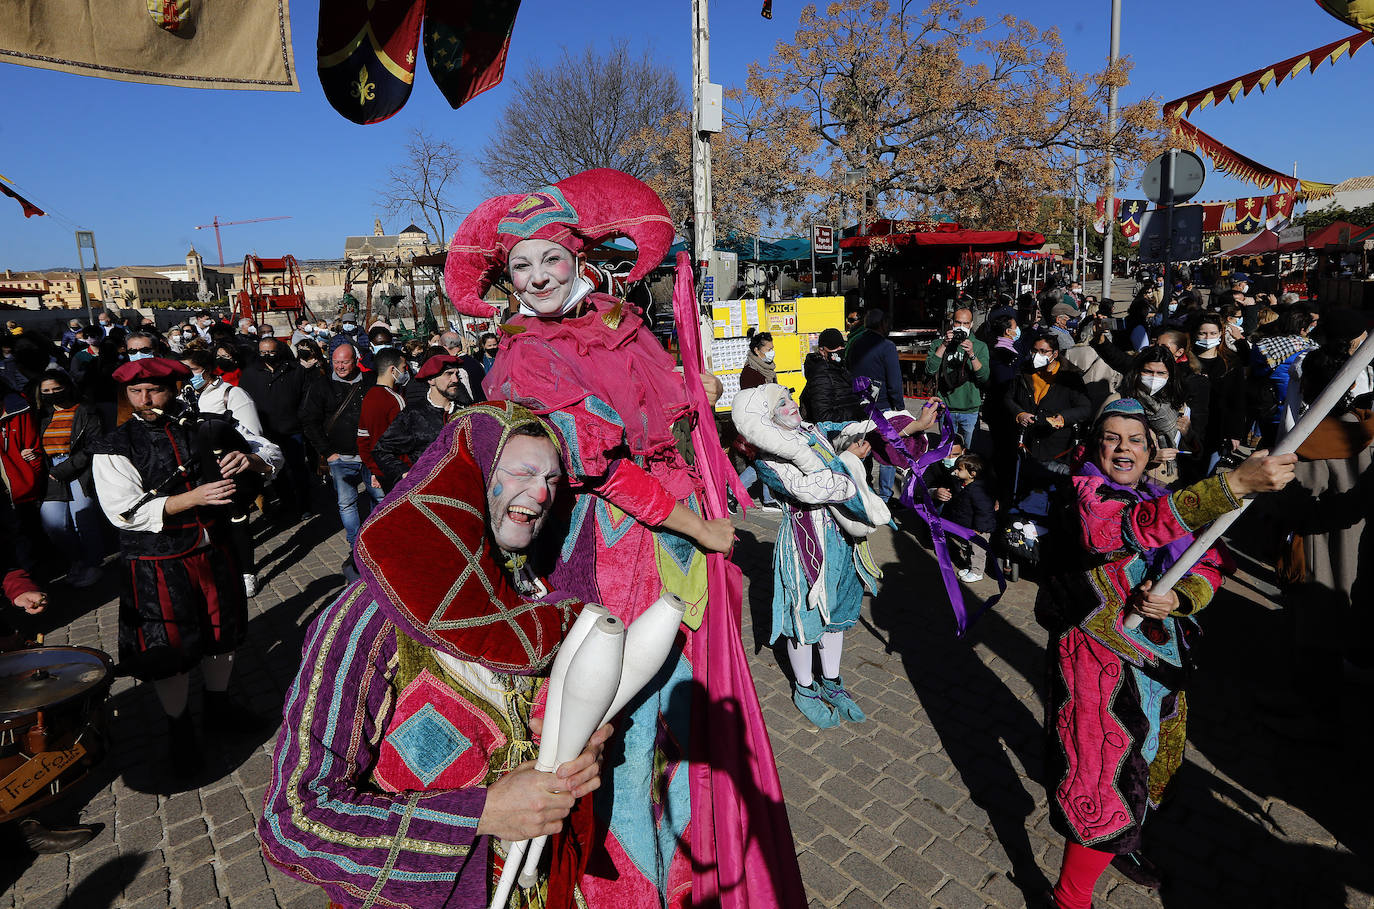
[1,0,1369,269]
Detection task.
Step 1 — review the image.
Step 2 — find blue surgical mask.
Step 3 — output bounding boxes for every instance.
[128,351,153,361]
[1010,327,1021,341]
[941,456,958,468]
[189,372,207,390]
[342,322,357,332]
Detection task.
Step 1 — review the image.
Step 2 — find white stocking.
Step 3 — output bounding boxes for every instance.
[818,631,845,680]
[787,639,815,687]
[203,652,235,692]
[153,673,190,718]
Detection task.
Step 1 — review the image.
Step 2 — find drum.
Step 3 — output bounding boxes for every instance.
[0,646,112,823]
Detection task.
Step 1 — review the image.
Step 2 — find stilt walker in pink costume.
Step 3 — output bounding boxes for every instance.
[445,169,805,908]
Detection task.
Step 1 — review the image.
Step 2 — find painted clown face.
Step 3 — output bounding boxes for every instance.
[772,391,803,431]
[486,432,562,551]
[1095,415,1150,487]
[508,238,579,316]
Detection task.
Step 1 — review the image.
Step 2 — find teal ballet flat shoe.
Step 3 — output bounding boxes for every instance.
[793,681,840,728]
[818,675,867,723]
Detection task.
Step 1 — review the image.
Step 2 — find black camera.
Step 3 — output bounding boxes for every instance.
[950,327,968,344]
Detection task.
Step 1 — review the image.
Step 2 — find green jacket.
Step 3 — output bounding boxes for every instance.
[925,336,991,412]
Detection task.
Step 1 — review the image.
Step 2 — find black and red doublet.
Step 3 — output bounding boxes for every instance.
[90,415,247,681]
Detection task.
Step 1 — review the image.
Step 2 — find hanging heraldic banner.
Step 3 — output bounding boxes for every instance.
[0,0,297,92]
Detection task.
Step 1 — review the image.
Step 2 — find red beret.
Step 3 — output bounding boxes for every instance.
[113,357,193,385]
[415,354,462,381]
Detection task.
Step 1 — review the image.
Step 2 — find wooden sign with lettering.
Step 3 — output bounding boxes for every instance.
[0,742,86,814]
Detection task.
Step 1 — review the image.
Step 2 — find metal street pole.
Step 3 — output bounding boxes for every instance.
[1073,147,1082,283]
[690,0,715,275]
[809,221,817,296]
[1101,0,1122,302]
[1160,148,1177,307]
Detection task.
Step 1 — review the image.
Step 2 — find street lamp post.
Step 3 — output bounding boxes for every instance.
[1101,0,1122,302]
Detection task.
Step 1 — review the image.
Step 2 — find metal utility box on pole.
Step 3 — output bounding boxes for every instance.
[1101,0,1121,302]
[691,0,719,280]
[74,230,107,323]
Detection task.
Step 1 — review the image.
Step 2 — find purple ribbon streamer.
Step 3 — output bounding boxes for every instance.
[853,377,1005,637]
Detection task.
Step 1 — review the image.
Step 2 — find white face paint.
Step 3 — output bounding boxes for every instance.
[772,393,802,430]
[486,434,562,551]
[509,239,580,316]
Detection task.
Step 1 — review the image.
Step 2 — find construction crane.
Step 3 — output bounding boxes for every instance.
[194,215,292,266]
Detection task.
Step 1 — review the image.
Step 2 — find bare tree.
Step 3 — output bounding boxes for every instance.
[376,129,465,245]
[478,41,685,191]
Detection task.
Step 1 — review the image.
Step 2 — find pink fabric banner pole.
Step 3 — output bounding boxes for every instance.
[673,252,806,908]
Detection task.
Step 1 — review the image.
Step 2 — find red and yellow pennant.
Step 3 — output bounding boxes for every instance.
[1170,118,1337,197]
[1164,30,1373,118]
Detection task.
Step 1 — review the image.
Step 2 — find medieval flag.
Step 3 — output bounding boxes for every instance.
[0,178,44,218]
[0,0,296,92]
[318,0,424,124]
[1235,196,1264,233]
[1093,197,1122,235]
[1200,203,1227,233]
[1265,192,1295,230]
[1118,199,1148,240]
[425,0,521,110]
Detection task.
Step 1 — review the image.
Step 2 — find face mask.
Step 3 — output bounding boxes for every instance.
[372,343,392,353]
[303,325,315,334]
[342,322,357,332]
[1194,337,1221,350]
[1231,319,1243,329]
[1031,352,1052,369]
[941,456,958,468]
[763,350,775,363]
[216,357,237,372]
[48,392,73,408]
[260,353,279,365]
[829,351,841,362]
[484,348,498,357]
[1010,327,1021,341]
[1140,375,1168,395]
[394,368,411,387]
[128,351,153,362]
[1167,302,1178,312]
[189,372,207,390]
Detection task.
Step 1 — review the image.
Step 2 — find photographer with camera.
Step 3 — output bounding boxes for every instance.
[926,307,990,448]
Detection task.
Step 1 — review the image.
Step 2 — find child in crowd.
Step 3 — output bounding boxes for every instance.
[944,453,996,583]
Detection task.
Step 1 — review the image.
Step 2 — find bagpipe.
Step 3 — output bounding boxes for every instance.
[119,386,260,524]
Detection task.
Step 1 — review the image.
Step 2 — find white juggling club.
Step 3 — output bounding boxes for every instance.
[489,613,625,909]
[516,593,688,888]
[1123,331,1374,631]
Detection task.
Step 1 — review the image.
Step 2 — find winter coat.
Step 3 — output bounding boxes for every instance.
[239,359,310,437]
[944,477,996,533]
[299,371,376,459]
[1196,355,1247,449]
[799,352,862,424]
[846,331,903,410]
[373,397,453,489]
[1002,361,1092,465]
[38,403,101,502]
[0,391,42,504]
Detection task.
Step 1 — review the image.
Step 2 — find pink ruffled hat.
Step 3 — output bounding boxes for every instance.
[443,168,675,317]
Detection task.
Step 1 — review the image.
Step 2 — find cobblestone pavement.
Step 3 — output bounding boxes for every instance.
[3,489,1371,908]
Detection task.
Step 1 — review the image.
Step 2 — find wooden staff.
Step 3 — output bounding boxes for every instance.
[1125,330,1374,630]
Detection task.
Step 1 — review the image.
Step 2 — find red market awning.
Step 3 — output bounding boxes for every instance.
[1304,220,1370,249]
[1218,229,1305,256]
[840,228,1045,251]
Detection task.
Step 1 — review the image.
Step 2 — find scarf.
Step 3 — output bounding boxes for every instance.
[1296,408,1374,461]
[1077,459,1194,576]
[744,349,777,384]
[1030,359,1060,404]
[1132,388,1180,442]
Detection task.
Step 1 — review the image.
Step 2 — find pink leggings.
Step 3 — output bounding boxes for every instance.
[1052,840,1114,909]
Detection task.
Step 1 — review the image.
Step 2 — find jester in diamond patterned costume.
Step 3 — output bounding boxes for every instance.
[259,403,607,909]
[445,169,794,908]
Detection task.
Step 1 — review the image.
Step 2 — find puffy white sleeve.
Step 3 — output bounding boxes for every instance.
[239,420,284,479]
[93,452,167,533]
[225,385,264,436]
[766,458,858,506]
